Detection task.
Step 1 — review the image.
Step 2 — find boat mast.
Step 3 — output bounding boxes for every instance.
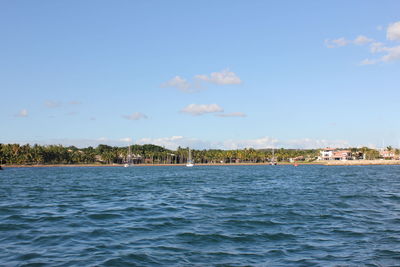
[128,144,132,164]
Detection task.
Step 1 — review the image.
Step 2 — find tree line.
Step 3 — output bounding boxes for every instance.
[0,143,318,165]
[0,143,395,165]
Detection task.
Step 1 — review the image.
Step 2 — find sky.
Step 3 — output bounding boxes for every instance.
[1,0,400,149]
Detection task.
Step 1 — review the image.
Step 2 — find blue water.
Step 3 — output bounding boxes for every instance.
[1,165,399,266]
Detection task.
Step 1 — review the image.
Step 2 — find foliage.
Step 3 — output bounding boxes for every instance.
[0,143,324,165]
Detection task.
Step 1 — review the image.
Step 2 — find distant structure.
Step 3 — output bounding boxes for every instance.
[379,149,396,160]
[318,148,352,161]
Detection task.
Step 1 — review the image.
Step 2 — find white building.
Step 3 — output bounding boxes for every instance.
[319,148,352,161]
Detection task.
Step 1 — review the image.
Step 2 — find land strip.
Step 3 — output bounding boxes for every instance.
[3,160,400,168]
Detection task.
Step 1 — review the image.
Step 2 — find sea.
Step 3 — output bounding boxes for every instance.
[0,165,399,266]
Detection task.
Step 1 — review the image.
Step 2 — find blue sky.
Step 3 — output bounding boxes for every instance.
[1,1,400,149]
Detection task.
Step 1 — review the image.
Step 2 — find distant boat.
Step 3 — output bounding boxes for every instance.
[186,148,194,167]
[124,145,134,167]
[270,147,277,165]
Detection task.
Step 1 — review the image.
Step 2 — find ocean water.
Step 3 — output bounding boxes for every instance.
[0,165,399,266]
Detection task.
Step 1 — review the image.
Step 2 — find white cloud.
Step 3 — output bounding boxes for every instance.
[354,35,373,45]
[181,104,223,116]
[45,100,62,108]
[138,136,350,150]
[360,58,377,65]
[161,76,191,92]
[325,37,349,48]
[4,136,352,150]
[216,112,247,118]
[15,109,28,117]
[380,45,400,62]
[222,137,278,150]
[370,42,385,53]
[326,22,400,64]
[162,69,242,92]
[333,37,349,46]
[387,21,400,41]
[69,100,81,105]
[221,137,350,150]
[119,137,133,143]
[283,138,349,149]
[122,112,148,120]
[195,69,242,85]
[325,36,373,48]
[363,44,400,64]
[136,136,211,149]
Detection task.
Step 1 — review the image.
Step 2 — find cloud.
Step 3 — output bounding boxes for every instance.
[325,37,350,48]
[5,136,352,150]
[380,45,400,62]
[354,35,373,45]
[162,69,242,92]
[161,76,193,92]
[195,69,242,85]
[387,21,400,41]
[137,136,350,150]
[215,112,247,118]
[360,58,377,65]
[283,138,349,149]
[66,111,78,116]
[327,21,400,64]
[325,36,373,48]
[361,44,400,65]
[221,137,278,150]
[136,136,211,149]
[370,42,385,53]
[15,109,28,117]
[119,137,133,143]
[122,112,148,120]
[69,101,81,105]
[222,137,349,150]
[44,100,62,108]
[181,104,223,116]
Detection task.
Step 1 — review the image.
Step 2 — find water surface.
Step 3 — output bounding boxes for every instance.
[1,165,399,266]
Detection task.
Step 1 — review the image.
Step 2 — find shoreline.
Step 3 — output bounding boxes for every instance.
[2,160,400,168]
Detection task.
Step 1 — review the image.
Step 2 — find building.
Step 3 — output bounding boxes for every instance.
[319,147,335,160]
[319,148,352,161]
[379,150,396,159]
[332,150,352,160]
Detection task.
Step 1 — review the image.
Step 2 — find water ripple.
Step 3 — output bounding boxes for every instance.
[1,165,400,266]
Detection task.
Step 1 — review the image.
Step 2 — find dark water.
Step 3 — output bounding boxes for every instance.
[1,165,400,266]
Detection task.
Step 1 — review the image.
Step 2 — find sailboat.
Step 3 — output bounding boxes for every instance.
[186,148,194,167]
[270,147,277,165]
[124,145,134,167]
